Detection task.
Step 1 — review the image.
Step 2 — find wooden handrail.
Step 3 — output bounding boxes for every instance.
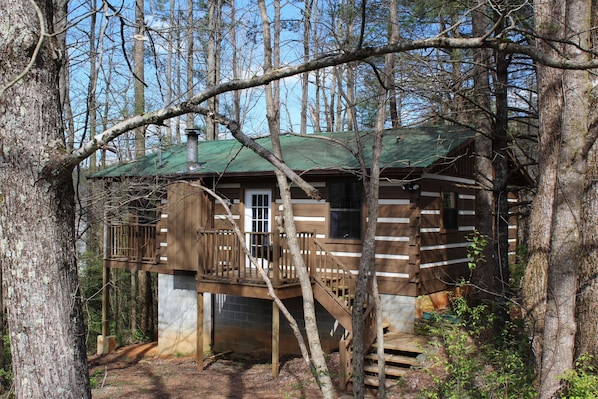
[311,238,358,309]
[108,223,157,263]
[108,226,375,389]
[197,229,314,285]
[309,238,376,390]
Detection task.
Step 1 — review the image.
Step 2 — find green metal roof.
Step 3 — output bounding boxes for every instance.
[90,126,473,179]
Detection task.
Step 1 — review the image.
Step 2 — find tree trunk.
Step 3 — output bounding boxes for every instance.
[577,121,598,361]
[471,4,495,303]
[138,271,153,336]
[530,1,592,397]
[300,0,313,135]
[0,266,5,390]
[386,0,400,128]
[492,45,511,330]
[230,1,241,124]
[576,0,598,364]
[523,0,564,367]
[165,0,175,144]
[134,0,146,158]
[130,271,137,336]
[206,0,222,140]
[0,1,91,397]
[186,0,194,130]
[257,1,334,397]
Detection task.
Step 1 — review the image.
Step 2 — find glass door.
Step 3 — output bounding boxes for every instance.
[244,189,272,269]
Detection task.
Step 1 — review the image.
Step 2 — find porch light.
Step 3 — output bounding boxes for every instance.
[402,182,420,191]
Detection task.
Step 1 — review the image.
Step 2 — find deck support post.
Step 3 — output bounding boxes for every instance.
[97,204,115,355]
[197,291,204,371]
[102,203,110,339]
[101,265,110,338]
[272,300,280,377]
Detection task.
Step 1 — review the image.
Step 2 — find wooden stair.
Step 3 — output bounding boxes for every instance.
[361,332,429,389]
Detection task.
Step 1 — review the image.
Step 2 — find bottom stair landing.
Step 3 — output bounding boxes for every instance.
[362,332,429,390]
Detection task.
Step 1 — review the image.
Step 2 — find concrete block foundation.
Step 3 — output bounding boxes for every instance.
[96,335,116,355]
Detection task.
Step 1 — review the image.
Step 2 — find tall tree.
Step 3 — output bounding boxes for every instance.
[386,0,400,128]
[576,0,598,364]
[186,0,195,130]
[0,0,91,397]
[257,1,335,397]
[471,3,495,304]
[205,0,223,140]
[524,0,594,397]
[300,0,313,134]
[133,0,154,338]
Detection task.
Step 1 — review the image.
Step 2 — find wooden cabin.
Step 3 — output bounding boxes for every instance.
[91,126,521,386]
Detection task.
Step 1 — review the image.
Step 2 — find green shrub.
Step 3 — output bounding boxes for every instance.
[0,332,13,395]
[419,231,536,399]
[418,302,536,399]
[559,355,598,399]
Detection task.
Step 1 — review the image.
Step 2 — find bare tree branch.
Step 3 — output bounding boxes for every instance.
[67,35,598,169]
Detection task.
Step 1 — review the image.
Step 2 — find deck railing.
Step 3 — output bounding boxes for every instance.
[197,230,314,285]
[311,238,357,304]
[108,224,376,387]
[198,229,375,388]
[108,223,157,263]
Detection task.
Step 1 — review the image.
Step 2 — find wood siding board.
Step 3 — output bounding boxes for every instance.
[420,214,441,228]
[420,247,469,263]
[377,279,417,296]
[419,263,469,294]
[377,205,414,218]
[375,224,412,236]
[288,186,317,199]
[374,261,411,274]
[374,241,412,253]
[214,187,240,200]
[293,221,326,234]
[459,215,475,227]
[420,232,471,246]
[291,203,328,217]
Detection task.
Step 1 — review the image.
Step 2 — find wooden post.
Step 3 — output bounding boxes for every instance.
[97,201,114,355]
[272,232,280,286]
[101,266,110,338]
[272,300,280,377]
[102,215,110,338]
[309,233,316,278]
[197,291,204,371]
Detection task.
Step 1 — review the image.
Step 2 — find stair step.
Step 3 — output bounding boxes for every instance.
[364,364,409,377]
[372,332,428,354]
[363,375,382,387]
[365,352,418,366]
[363,374,402,388]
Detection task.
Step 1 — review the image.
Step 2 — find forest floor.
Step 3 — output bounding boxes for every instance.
[88,342,434,398]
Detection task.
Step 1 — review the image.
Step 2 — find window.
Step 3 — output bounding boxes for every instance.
[329,182,362,239]
[442,192,458,229]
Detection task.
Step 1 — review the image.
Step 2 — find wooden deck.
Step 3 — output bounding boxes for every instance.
[104,221,430,393]
[377,332,429,353]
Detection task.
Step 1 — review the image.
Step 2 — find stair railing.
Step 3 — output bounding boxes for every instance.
[310,238,357,303]
[309,238,377,390]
